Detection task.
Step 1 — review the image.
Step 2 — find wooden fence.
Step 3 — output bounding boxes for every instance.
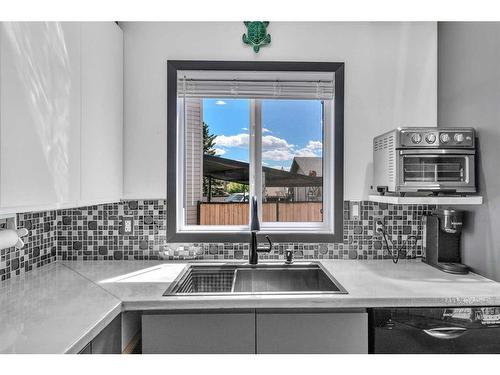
[198,202,323,225]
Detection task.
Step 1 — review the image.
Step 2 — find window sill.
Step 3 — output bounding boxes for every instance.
[167,231,340,243]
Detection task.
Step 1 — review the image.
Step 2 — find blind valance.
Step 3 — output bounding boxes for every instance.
[177,78,334,100]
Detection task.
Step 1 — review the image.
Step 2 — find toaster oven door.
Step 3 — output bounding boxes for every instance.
[397,150,475,193]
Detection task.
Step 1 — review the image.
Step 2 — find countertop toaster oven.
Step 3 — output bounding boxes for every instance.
[372,127,476,195]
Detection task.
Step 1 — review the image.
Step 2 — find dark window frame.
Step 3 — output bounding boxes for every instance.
[167,60,344,243]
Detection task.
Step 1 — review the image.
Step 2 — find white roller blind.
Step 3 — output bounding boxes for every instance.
[177,78,334,100]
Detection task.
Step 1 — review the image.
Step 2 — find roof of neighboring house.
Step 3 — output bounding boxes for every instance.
[290,157,322,177]
[203,155,322,187]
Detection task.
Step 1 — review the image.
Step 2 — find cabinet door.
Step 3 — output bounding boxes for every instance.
[142,312,255,354]
[78,342,92,354]
[0,22,81,211]
[256,310,368,354]
[91,314,122,354]
[80,22,123,204]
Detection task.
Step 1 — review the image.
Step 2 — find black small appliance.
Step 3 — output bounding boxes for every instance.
[370,307,500,354]
[422,209,469,274]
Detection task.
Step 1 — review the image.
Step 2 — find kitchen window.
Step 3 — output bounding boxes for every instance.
[167,61,344,242]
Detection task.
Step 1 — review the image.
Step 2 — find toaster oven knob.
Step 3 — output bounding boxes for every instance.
[454,133,464,143]
[411,133,422,144]
[440,133,450,143]
[425,133,436,144]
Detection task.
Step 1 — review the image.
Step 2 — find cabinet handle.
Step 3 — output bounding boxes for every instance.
[423,327,467,340]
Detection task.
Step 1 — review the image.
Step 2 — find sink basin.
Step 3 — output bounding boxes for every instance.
[232,265,344,293]
[163,263,347,296]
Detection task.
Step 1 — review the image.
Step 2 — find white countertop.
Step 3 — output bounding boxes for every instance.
[64,259,500,310]
[0,262,121,354]
[2,259,500,353]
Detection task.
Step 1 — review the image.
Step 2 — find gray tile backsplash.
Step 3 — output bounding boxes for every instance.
[161,200,433,261]
[57,200,167,261]
[0,199,435,281]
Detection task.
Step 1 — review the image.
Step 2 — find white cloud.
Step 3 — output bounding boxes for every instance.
[215,100,227,105]
[262,135,294,150]
[294,148,318,157]
[241,127,248,131]
[213,148,226,156]
[263,127,272,133]
[293,140,323,158]
[215,133,249,147]
[305,140,322,150]
[260,135,297,161]
[216,133,322,163]
[262,139,322,161]
[262,149,294,161]
[216,133,293,152]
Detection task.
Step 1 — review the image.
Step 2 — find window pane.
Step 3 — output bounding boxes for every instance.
[183,98,250,226]
[261,99,324,223]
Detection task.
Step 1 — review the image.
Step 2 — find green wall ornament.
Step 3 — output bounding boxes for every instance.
[242,21,271,53]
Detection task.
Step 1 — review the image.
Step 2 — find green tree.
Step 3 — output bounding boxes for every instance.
[227,182,249,194]
[203,122,225,198]
[203,122,217,156]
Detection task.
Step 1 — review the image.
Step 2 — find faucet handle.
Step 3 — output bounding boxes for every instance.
[264,235,272,249]
[257,235,273,253]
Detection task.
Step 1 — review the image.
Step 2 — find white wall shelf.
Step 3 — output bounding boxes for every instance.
[368,195,483,205]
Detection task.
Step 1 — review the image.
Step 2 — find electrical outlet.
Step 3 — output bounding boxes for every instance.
[374,216,385,233]
[349,201,360,220]
[121,217,134,235]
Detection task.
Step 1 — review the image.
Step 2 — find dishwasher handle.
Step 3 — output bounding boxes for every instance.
[423,327,467,340]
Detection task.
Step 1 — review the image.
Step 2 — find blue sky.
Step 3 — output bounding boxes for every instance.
[203,99,323,170]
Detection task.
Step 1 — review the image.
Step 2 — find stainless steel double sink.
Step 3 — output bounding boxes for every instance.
[163,262,347,296]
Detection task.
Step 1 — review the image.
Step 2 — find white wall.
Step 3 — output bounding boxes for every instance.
[438,22,500,281]
[122,22,437,200]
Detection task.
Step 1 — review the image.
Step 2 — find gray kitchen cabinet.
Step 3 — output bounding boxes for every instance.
[142,309,368,354]
[142,311,255,354]
[92,314,122,354]
[78,343,92,354]
[256,309,368,354]
[78,314,122,354]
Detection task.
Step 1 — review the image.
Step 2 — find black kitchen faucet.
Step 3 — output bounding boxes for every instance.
[249,196,273,265]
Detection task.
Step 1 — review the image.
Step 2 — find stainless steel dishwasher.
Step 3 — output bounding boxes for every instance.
[370,307,500,354]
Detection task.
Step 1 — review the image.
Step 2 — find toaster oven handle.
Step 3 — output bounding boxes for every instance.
[423,327,467,340]
[417,184,441,188]
[400,149,475,155]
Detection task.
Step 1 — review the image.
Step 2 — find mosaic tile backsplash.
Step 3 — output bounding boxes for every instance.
[0,199,436,281]
[57,200,167,262]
